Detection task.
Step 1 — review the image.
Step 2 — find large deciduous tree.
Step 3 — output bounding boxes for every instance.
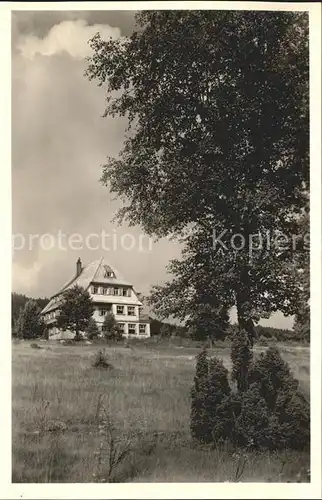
[57,286,94,341]
[86,11,309,340]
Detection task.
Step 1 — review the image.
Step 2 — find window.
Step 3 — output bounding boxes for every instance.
[118,323,125,333]
[126,289,131,297]
[102,287,108,295]
[127,306,135,316]
[116,305,124,315]
[128,324,136,335]
[103,265,115,278]
[139,324,146,335]
[122,288,128,297]
[99,308,108,316]
[92,286,98,294]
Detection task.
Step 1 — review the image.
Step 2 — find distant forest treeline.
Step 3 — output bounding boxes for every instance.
[149,317,302,342]
[12,292,300,342]
[11,293,49,326]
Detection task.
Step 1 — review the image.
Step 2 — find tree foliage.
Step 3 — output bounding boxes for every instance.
[57,286,94,341]
[12,292,49,329]
[190,349,231,443]
[248,347,299,411]
[101,311,123,342]
[14,299,45,339]
[190,348,210,442]
[86,317,100,340]
[190,345,309,450]
[160,323,173,338]
[86,11,309,340]
[292,207,310,341]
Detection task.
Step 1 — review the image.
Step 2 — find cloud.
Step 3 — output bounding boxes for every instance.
[12,33,183,301]
[12,260,43,294]
[12,11,136,40]
[17,19,121,60]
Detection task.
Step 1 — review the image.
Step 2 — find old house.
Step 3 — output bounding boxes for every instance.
[41,257,151,338]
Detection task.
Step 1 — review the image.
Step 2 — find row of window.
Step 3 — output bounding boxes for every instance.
[44,313,147,335]
[45,306,139,321]
[46,310,58,320]
[98,305,137,316]
[92,285,131,297]
[118,323,147,335]
[117,305,135,315]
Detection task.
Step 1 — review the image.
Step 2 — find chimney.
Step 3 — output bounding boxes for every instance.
[76,258,82,276]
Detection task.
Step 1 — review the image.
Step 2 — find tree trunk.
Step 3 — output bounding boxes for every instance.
[74,326,81,341]
[235,236,256,345]
[236,291,255,347]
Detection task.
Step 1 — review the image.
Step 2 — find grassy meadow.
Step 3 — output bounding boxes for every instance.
[12,339,310,483]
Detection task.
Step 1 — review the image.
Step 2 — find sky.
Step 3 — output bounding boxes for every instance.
[11,10,293,329]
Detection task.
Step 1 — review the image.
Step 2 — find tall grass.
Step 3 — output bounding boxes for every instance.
[12,342,310,482]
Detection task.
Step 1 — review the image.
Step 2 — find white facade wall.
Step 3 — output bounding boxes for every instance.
[44,279,151,338]
[92,303,150,338]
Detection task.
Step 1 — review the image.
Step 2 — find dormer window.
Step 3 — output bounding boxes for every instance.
[103,265,115,278]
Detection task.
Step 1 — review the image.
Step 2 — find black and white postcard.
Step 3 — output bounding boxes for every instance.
[1,1,321,499]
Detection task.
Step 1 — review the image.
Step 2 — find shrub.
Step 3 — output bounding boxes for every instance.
[30,342,42,349]
[274,390,310,450]
[190,349,231,444]
[231,330,252,392]
[102,312,123,343]
[212,392,241,445]
[160,324,172,338]
[206,357,231,443]
[61,339,76,346]
[86,318,100,340]
[92,349,113,370]
[258,335,268,346]
[231,384,310,451]
[195,348,208,382]
[190,349,209,442]
[233,384,271,449]
[244,347,309,450]
[190,343,310,452]
[248,347,298,411]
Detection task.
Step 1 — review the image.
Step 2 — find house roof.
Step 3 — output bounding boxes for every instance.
[41,257,136,315]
